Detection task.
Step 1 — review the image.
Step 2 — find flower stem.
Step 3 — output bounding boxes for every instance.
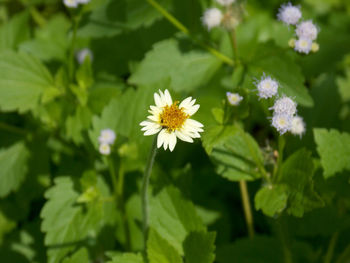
[273,135,286,182]
[324,232,339,263]
[107,156,118,200]
[276,218,293,263]
[239,180,255,238]
[145,0,234,66]
[141,137,158,252]
[229,29,239,64]
[68,13,79,81]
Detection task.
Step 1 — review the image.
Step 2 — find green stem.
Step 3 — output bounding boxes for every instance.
[276,218,293,263]
[146,0,234,66]
[229,29,239,64]
[324,232,339,263]
[68,14,79,81]
[0,122,27,136]
[239,180,255,238]
[142,137,158,253]
[108,156,118,200]
[273,135,286,182]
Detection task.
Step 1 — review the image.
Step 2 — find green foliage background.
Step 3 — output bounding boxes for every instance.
[0,0,350,262]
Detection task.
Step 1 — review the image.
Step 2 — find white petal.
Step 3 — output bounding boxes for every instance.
[144,127,161,136]
[186,104,200,115]
[140,120,153,127]
[164,89,173,105]
[168,132,177,151]
[186,119,204,128]
[179,97,192,109]
[147,115,159,122]
[175,130,194,143]
[154,93,162,107]
[157,129,166,148]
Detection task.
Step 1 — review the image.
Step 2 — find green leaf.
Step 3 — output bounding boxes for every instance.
[150,186,205,254]
[183,231,216,263]
[0,51,55,112]
[0,142,29,197]
[314,128,350,178]
[0,12,30,52]
[62,248,89,263]
[254,185,288,217]
[65,106,92,145]
[129,39,221,92]
[147,228,183,263]
[279,149,324,217]
[336,68,350,102]
[19,15,70,61]
[107,253,144,263]
[78,0,171,38]
[202,125,264,181]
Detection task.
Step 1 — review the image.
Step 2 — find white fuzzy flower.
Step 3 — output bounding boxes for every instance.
[277,3,302,25]
[140,89,203,152]
[272,114,292,135]
[98,129,116,145]
[270,96,297,116]
[216,0,236,6]
[226,92,243,106]
[202,8,223,30]
[76,48,93,64]
[99,143,111,155]
[294,38,312,54]
[63,0,79,8]
[255,75,279,99]
[296,20,318,41]
[290,115,305,137]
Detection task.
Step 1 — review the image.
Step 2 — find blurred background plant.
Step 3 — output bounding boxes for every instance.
[0,0,350,262]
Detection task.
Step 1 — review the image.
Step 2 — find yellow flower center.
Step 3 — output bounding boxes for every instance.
[159,102,189,131]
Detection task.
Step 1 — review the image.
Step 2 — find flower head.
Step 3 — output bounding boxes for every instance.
[226,92,243,106]
[98,129,116,145]
[76,48,93,64]
[255,75,279,99]
[271,114,292,135]
[202,8,223,30]
[99,143,111,155]
[277,2,302,25]
[63,0,78,8]
[296,20,318,41]
[290,115,306,137]
[294,38,312,54]
[216,0,236,6]
[270,96,297,115]
[140,90,203,152]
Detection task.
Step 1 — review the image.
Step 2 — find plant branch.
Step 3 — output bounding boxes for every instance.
[239,180,255,238]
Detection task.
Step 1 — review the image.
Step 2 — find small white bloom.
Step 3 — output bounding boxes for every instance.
[99,143,111,155]
[140,89,204,152]
[98,129,116,145]
[277,3,302,25]
[216,0,236,6]
[272,114,292,135]
[76,48,93,64]
[63,0,78,8]
[290,115,306,137]
[270,96,297,116]
[296,20,318,41]
[202,8,223,30]
[255,75,279,99]
[294,38,312,54]
[226,92,243,106]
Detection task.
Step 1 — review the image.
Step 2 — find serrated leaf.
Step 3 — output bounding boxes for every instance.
[148,228,183,263]
[150,186,205,254]
[183,231,216,263]
[0,51,55,112]
[0,142,29,197]
[107,253,144,263]
[61,248,89,263]
[202,125,263,181]
[0,11,30,52]
[314,128,350,178]
[255,185,288,217]
[129,39,221,92]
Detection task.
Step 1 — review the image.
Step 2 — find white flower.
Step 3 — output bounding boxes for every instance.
[296,20,318,41]
[216,0,236,6]
[270,96,297,116]
[272,114,292,135]
[226,92,243,106]
[294,38,312,54]
[202,8,223,30]
[63,0,78,8]
[290,115,306,137]
[98,129,116,145]
[140,89,204,152]
[76,48,93,64]
[99,143,111,155]
[255,75,279,99]
[277,3,302,25]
